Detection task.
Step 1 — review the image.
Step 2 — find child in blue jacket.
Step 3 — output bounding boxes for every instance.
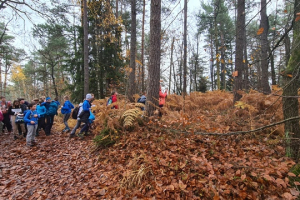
[36,100,46,136]
[61,95,74,132]
[24,103,40,147]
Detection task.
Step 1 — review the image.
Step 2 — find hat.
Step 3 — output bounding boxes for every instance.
[33,98,39,101]
[46,97,51,101]
[86,94,92,100]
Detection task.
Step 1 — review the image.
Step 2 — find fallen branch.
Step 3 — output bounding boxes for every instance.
[150,116,300,136]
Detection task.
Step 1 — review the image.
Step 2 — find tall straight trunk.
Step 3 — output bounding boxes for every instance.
[285,30,291,67]
[169,37,175,94]
[220,31,226,90]
[83,0,89,95]
[260,0,271,94]
[214,3,220,90]
[51,64,58,98]
[282,0,300,161]
[210,23,214,90]
[128,0,136,101]
[269,45,276,85]
[234,0,245,102]
[173,58,177,93]
[146,0,161,117]
[141,0,145,92]
[195,34,199,90]
[243,28,249,90]
[182,0,187,98]
[116,0,118,18]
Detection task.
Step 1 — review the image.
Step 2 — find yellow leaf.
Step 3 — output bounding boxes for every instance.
[221,59,225,64]
[257,27,264,35]
[243,59,245,63]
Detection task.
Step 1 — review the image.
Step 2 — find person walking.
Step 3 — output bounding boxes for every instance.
[61,95,74,132]
[111,91,118,109]
[36,100,46,136]
[8,100,26,140]
[159,86,168,107]
[1,96,12,134]
[70,94,92,138]
[19,98,28,137]
[24,103,39,147]
[42,97,58,136]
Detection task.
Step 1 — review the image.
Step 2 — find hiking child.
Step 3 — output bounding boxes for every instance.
[61,95,74,132]
[42,97,58,136]
[1,96,12,134]
[36,100,46,136]
[19,98,28,136]
[8,100,26,140]
[159,86,168,108]
[111,91,118,109]
[137,92,147,104]
[24,103,39,147]
[70,94,92,137]
[54,97,60,107]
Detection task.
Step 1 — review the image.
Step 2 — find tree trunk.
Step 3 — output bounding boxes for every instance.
[282,0,300,161]
[210,23,214,90]
[269,45,276,85]
[169,37,174,94]
[260,0,271,94]
[83,0,89,95]
[141,0,146,93]
[128,0,136,102]
[182,0,187,98]
[234,0,245,102]
[195,34,199,90]
[243,28,249,90]
[146,0,161,117]
[220,31,225,90]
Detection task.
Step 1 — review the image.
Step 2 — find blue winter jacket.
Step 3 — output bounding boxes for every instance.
[61,100,74,114]
[36,105,47,117]
[24,110,40,125]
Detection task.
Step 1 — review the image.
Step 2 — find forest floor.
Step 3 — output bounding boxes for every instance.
[1,90,300,199]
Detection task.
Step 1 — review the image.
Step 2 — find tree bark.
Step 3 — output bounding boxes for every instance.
[83,0,89,95]
[182,0,187,98]
[146,0,161,117]
[260,0,271,94]
[128,0,136,102]
[169,37,174,95]
[141,0,145,93]
[234,0,245,102]
[282,0,300,161]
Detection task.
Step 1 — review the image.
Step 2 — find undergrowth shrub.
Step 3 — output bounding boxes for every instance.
[93,128,117,149]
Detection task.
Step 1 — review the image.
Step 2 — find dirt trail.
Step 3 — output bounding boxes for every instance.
[0,130,101,200]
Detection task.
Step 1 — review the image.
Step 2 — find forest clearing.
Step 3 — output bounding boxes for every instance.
[1,90,299,199]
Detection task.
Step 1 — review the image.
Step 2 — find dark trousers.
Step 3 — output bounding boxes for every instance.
[2,114,12,132]
[37,116,45,134]
[80,120,90,134]
[45,115,54,135]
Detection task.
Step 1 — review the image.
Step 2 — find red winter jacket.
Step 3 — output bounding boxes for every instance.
[159,89,167,106]
[111,94,118,109]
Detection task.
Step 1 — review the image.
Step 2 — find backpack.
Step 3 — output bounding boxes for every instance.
[106,96,112,106]
[72,106,80,119]
[47,101,58,115]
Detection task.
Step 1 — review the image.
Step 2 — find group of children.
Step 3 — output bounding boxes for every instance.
[0,94,96,147]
